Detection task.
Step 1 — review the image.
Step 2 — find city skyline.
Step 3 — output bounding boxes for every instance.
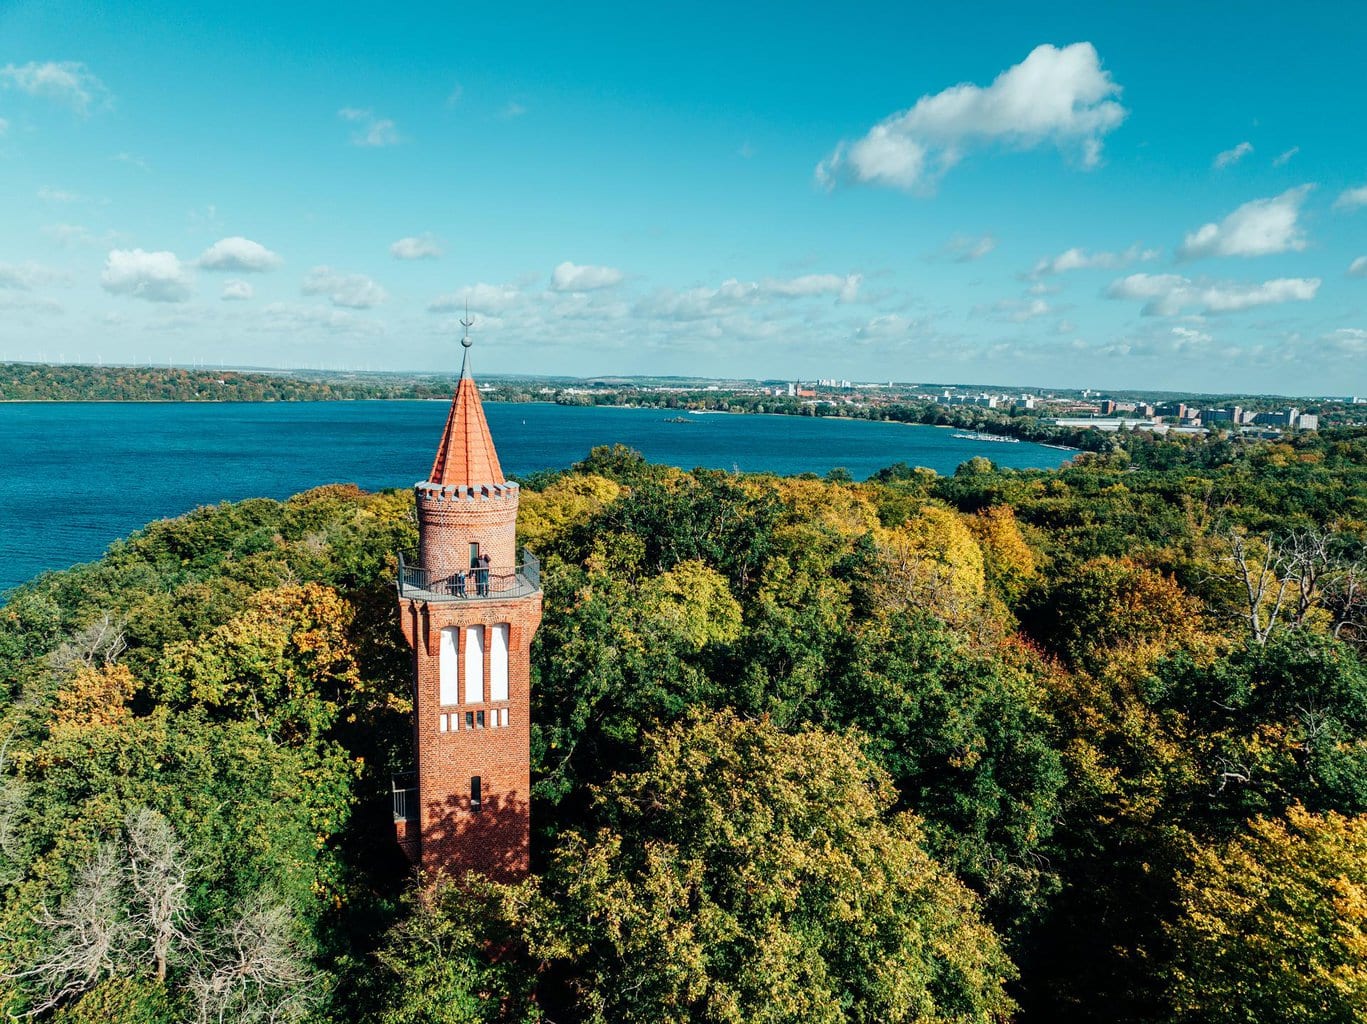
[1,1,1365,393]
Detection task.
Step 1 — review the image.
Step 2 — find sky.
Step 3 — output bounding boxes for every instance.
[0,0,1364,395]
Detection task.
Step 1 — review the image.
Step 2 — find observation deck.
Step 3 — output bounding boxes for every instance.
[396,549,541,603]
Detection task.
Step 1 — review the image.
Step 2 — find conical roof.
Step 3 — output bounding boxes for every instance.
[427,347,505,486]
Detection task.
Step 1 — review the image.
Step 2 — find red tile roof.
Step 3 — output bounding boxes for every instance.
[428,373,505,486]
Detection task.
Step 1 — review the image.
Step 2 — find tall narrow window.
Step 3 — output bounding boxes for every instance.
[489,624,510,702]
[464,625,484,704]
[470,776,482,813]
[469,542,480,569]
[438,627,459,706]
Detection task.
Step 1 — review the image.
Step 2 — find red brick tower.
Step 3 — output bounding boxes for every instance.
[394,331,542,879]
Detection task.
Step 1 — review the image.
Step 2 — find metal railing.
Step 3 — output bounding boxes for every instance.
[397,549,541,601]
[392,773,418,822]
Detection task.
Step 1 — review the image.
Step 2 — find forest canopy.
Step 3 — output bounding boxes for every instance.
[2,424,1367,1022]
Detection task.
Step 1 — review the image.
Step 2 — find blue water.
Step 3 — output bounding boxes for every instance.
[0,402,1070,593]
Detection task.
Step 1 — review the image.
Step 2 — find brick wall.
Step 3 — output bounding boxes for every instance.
[416,484,519,580]
[398,591,543,880]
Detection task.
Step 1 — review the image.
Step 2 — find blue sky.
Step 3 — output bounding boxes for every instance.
[1,0,1364,394]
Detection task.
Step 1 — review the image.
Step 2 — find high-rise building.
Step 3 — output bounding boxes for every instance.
[393,333,543,879]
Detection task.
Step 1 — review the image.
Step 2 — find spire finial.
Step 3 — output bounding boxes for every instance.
[459,300,474,378]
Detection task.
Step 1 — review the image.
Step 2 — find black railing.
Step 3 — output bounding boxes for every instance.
[397,549,541,601]
[392,772,418,822]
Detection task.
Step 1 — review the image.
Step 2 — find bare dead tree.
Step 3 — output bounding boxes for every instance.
[46,612,128,678]
[1327,560,1367,646]
[125,808,197,983]
[190,897,319,1024]
[4,845,128,1015]
[1283,528,1335,627]
[1224,531,1292,645]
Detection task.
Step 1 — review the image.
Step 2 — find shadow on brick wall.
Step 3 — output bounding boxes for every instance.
[422,790,530,882]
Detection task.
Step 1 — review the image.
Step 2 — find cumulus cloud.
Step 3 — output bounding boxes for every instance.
[1335,185,1367,211]
[428,282,521,314]
[0,61,108,114]
[1213,141,1253,169]
[1178,186,1312,259]
[337,107,400,147]
[197,236,282,272]
[301,266,387,308]
[1029,242,1158,277]
[551,261,624,291]
[390,234,443,260]
[100,249,195,303]
[1349,256,1367,278]
[1106,272,1319,316]
[221,280,253,301]
[816,42,1126,193]
[1273,146,1299,167]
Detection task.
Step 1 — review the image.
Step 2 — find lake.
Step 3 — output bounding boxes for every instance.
[0,401,1072,593]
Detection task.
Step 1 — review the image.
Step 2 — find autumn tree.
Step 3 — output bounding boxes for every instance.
[537,709,1016,1024]
[1170,805,1367,1023]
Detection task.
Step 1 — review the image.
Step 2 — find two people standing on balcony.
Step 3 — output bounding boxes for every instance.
[449,554,492,598]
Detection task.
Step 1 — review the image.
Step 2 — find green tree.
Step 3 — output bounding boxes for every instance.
[538,709,1016,1024]
[1170,805,1367,1023]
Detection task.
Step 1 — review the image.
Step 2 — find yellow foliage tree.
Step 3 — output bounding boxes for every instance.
[875,504,986,622]
[637,560,743,652]
[518,474,624,553]
[1170,805,1367,1023]
[970,505,1038,603]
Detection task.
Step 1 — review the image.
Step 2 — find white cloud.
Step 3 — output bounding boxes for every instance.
[1273,146,1299,167]
[1335,185,1367,211]
[100,249,195,303]
[428,282,521,314]
[987,296,1052,323]
[762,273,862,302]
[0,61,108,114]
[36,186,84,203]
[197,236,282,272]
[637,273,861,320]
[1030,242,1158,276]
[337,107,401,147]
[551,261,624,291]
[1178,186,1312,259]
[391,234,443,260]
[1106,272,1319,316]
[42,223,124,248]
[0,261,65,290]
[1349,256,1367,278]
[1320,329,1367,356]
[301,266,387,308]
[257,302,385,336]
[1213,141,1253,169]
[221,280,253,301]
[1170,326,1213,348]
[941,234,997,262]
[816,42,1126,193]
